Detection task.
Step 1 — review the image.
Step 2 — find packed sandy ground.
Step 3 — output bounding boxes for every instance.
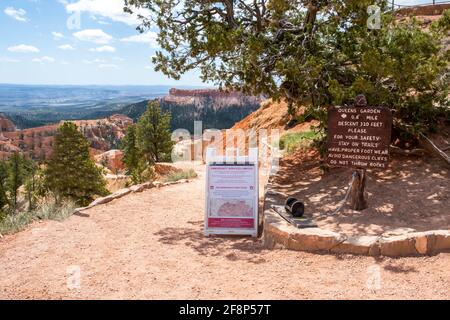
[0,165,449,300]
[273,151,450,237]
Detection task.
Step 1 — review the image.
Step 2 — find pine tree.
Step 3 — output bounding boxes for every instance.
[44,122,108,206]
[7,153,28,209]
[121,124,140,174]
[24,161,46,211]
[0,161,9,213]
[136,100,174,163]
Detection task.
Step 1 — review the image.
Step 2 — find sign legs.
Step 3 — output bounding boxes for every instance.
[350,169,368,211]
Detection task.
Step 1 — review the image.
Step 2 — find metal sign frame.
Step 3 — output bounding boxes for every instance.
[204,148,259,237]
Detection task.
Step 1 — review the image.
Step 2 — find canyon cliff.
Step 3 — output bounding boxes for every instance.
[117,88,262,132]
[0,88,260,161]
[0,114,132,161]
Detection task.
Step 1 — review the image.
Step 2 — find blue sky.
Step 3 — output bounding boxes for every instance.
[0,0,205,86]
[0,0,433,86]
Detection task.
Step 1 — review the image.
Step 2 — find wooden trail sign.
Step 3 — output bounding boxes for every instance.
[326,105,392,170]
[326,97,393,211]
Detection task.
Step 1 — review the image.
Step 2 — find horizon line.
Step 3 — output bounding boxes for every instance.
[0,82,213,88]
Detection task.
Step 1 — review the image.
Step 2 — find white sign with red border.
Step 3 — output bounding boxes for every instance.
[205,148,259,237]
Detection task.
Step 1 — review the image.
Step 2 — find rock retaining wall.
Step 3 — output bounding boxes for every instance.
[73,179,192,216]
[262,166,450,257]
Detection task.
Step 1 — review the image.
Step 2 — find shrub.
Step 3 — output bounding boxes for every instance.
[162,169,197,183]
[280,131,321,154]
[0,201,76,235]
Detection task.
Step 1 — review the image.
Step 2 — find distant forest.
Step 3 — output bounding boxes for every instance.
[5,98,260,133]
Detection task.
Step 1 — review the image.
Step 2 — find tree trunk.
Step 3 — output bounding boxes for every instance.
[350,169,368,211]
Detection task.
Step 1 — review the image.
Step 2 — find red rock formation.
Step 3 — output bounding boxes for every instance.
[95,150,125,173]
[395,4,450,17]
[0,114,16,132]
[0,114,133,161]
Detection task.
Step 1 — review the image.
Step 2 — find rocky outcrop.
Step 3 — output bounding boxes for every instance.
[161,88,262,132]
[95,150,125,173]
[396,3,450,17]
[163,88,261,111]
[0,114,16,132]
[0,114,132,160]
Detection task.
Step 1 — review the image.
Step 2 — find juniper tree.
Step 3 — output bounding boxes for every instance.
[125,0,450,149]
[44,122,108,206]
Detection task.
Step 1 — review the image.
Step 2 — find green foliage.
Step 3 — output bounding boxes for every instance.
[280,131,321,154]
[0,201,75,235]
[6,153,30,209]
[121,125,141,175]
[113,98,260,132]
[121,125,148,184]
[44,122,109,206]
[0,153,43,215]
[162,169,197,183]
[24,165,47,212]
[121,101,174,184]
[136,100,175,163]
[125,1,450,144]
[0,162,9,213]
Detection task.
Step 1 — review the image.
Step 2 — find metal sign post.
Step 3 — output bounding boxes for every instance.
[204,148,259,237]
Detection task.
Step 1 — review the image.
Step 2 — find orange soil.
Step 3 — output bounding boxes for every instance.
[273,150,450,237]
[0,165,449,300]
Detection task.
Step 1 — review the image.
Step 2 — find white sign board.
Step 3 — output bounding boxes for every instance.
[205,148,259,237]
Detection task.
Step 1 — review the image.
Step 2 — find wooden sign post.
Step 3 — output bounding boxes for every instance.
[326,95,392,210]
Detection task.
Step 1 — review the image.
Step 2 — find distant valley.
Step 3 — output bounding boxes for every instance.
[0,85,261,160]
[0,84,261,132]
[0,84,174,128]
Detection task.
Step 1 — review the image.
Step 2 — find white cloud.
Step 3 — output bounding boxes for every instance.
[73,29,112,44]
[64,0,149,26]
[58,44,75,51]
[98,63,119,69]
[0,57,20,63]
[32,56,56,63]
[121,32,159,48]
[144,65,152,70]
[4,7,27,22]
[52,32,64,40]
[89,45,116,53]
[7,44,40,53]
[83,58,106,64]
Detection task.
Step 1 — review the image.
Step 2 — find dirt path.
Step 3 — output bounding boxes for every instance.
[0,166,449,300]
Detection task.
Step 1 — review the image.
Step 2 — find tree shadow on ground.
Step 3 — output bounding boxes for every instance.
[383,263,418,274]
[154,226,268,264]
[272,150,450,236]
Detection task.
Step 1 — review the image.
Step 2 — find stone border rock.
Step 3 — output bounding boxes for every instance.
[73,179,192,216]
[262,165,450,257]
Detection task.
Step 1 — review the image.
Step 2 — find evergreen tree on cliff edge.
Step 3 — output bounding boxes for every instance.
[44,122,108,206]
[136,100,174,163]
